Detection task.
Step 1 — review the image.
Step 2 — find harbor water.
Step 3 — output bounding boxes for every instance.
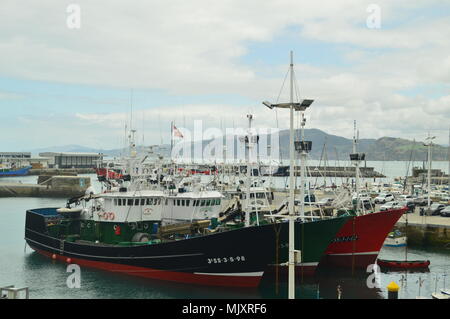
[1,162,449,299]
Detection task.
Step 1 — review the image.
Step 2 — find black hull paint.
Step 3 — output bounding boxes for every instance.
[25,208,347,287]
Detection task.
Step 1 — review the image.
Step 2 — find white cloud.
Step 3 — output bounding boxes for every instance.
[1,0,449,148]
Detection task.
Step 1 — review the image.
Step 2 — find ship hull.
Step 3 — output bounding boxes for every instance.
[25,208,277,288]
[264,216,350,277]
[0,166,31,177]
[25,208,349,287]
[320,208,406,269]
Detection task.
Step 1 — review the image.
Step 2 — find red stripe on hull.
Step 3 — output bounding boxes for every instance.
[321,253,378,268]
[32,247,262,288]
[321,208,406,269]
[265,264,317,277]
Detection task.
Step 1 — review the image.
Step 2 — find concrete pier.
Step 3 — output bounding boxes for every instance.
[28,168,95,176]
[396,210,450,249]
[0,176,91,198]
[267,165,385,178]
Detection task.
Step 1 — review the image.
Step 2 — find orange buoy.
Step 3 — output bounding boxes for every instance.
[52,254,57,260]
[66,258,72,264]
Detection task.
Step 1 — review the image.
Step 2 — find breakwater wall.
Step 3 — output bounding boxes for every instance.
[28,168,95,176]
[0,176,91,198]
[268,166,385,178]
[396,222,450,249]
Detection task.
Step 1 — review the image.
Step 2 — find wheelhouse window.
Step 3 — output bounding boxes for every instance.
[127,199,133,206]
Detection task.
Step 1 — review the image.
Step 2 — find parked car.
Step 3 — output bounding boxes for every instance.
[398,194,414,201]
[397,200,415,213]
[291,194,316,206]
[304,194,316,203]
[413,196,431,206]
[352,196,373,210]
[360,198,373,210]
[374,193,395,204]
[440,206,450,217]
[315,197,334,207]
[352,192,371,200]
[420,203,446,216]
[379,201,402,211]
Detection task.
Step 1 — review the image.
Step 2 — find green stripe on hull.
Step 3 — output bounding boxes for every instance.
[273,216,350,265]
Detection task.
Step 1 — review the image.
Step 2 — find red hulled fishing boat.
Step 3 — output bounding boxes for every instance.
[321,207,406,268]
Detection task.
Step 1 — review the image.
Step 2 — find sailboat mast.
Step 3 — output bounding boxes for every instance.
[448,127,450,188]
[170,121,174,161]
[426,133,434,211]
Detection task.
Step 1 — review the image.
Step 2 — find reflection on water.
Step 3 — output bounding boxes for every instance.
[16,246,448,299]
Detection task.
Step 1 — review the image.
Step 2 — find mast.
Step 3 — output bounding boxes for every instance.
[348,120,367,215]
[424,133,435,217]
[288,51,295,300]
[351,121,362,213]
[298,113,309,223]
[262,51,314,300]
[170,121,174,161]
[245,113,253,228]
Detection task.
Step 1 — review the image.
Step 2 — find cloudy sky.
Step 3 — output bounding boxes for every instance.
[1,1,449,151]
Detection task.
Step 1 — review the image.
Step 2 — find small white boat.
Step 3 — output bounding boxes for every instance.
[432,292,450,299]
[384,230,407,247]
[441,289,450,295]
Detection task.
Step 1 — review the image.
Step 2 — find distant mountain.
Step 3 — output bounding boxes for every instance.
[29,144,171,158]
[359,137,449,161]
[28,145,107,155]
[277,129,449,161]
[27,130,449,161]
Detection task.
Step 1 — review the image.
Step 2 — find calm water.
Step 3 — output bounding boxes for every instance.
[1,164,449,299]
